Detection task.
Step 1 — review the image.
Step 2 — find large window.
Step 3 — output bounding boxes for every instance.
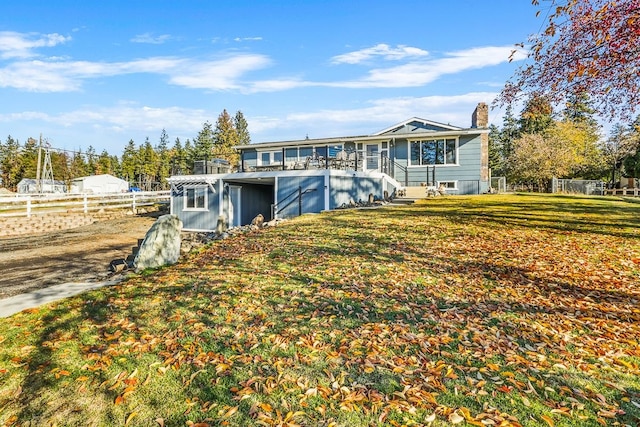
[410,138,457,165]
[184,186,207,210]
[259,151,283,165]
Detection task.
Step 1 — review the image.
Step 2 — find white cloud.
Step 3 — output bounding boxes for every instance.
[130,33,173,44]
[0,54,270,92]
[250,92,499,140]
[331,43,429,64]
[330,46,525,89]
[168,54,272,90]
[234,37,263,42]
[0,31,71,59]
[0,102,210,139]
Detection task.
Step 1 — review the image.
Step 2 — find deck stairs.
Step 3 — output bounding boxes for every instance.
[391,186,432,205]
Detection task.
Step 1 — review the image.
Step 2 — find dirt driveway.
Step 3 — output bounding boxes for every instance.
[0,214,159,299]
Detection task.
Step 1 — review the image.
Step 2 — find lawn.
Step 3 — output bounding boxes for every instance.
[0,193,639,427]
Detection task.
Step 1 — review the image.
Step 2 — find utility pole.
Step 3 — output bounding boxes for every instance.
[35,135,42,193]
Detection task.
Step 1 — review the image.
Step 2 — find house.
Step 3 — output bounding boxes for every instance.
[17,178,67,194]
[168,103,490,232]
[70,174,129,194]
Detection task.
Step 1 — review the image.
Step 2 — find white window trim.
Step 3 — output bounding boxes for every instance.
[183,185,209,211]
[437,180,458,190]
[407,138,459,167]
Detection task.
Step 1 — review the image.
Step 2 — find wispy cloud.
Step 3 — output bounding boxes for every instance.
[234,37,263,42]
[331,43,429,64]
[327,46,527,88]
[0,54,270,92]
[250,92,499,140]
[0,102,210,138]
[130,33,173,44]
[0,31,71,59]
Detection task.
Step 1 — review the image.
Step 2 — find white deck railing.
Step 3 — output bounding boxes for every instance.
[0,191,170,218]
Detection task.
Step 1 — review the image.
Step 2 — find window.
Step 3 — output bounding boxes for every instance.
[409,138,458,166]
[258,150,284,165]
[438,181,457,189]
[185,186,207,210]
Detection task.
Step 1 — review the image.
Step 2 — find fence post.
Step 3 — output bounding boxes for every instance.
[298,186,302,216]
[83,195,88,214]
[132,193,137,213]
[26,196,31,218]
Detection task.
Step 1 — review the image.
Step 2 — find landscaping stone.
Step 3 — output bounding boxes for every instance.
[133,214,183,272]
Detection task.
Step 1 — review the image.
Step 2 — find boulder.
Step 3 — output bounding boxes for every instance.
[134,214,183,272]
[251,213,264,228]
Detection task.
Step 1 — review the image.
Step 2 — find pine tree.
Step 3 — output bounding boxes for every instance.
[121,139,138,184]
[0,136,23,191]
[156,129,171,188]
[193,121,215,161]
[234,110,251,146]
[170,137,188,175]
[518,94,555,135]
[213,109,240,168]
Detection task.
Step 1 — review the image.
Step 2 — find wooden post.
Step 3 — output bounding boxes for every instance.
[83,195,88,214]
[26,196,31,218]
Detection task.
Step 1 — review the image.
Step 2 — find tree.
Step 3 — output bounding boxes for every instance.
[0,136,23,190]
[488,124,504,175]
[234,110,251,146]
[138,138,159,190]
[509,133,575,190]
[562,91,599,128]
[85,146,97,175]
[69,150,88,179]
[497,0,640,120]
[621,116,640,178]
[518,94,555,135]
[121,139,138,183]
[21,137,39,179]
[601,123,638,185]
[193,121,215,161]
[170,137,188,175]
[156,129,171,189]
[213,109,240,168]
[546,120,604,179]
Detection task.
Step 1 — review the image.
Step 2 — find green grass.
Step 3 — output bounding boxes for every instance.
[1,193,639,426]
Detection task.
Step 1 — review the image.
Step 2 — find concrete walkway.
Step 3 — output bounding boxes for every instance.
[0,279,123,318]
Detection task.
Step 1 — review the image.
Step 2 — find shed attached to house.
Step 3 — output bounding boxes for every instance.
[167,169,397,232]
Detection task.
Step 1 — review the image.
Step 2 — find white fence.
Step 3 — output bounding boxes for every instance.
[0,191,170,218]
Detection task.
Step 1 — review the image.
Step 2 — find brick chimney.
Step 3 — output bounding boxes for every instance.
[471,102,489,128]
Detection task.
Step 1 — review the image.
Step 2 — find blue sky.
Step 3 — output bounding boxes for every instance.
[0,1,541,155]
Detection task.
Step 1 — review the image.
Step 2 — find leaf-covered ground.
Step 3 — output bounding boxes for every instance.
[1,194,639,426]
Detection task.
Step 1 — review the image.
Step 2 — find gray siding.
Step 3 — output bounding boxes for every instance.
[329,176,383,209]
[389,136,487,192]
[276,176,324,218]
[172,181,221,231]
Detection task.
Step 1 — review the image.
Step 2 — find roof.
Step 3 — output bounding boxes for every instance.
[235,117,485,151]
[18,178,66,185]
[373,117,462,135]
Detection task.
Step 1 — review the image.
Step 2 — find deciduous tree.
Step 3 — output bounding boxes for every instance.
[497,0,640,120]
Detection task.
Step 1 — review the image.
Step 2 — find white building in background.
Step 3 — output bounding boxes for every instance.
[17,178,67,194]
[70,174,129,194]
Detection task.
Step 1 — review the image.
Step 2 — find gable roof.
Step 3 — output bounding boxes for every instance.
[235,116,481,151]
[373,117,462,136]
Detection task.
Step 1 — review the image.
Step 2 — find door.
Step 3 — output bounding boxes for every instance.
[229,186,242,227]
[365,143,379,172]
